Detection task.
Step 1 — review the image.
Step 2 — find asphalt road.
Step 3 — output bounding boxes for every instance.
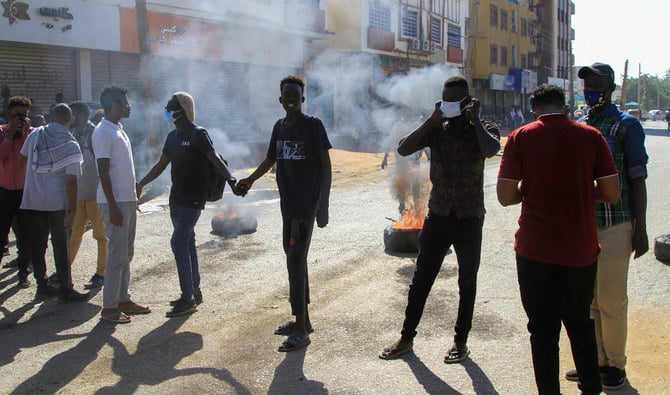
[0,120,668,394]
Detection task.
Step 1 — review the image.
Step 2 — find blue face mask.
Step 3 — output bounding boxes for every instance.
[163,108,174,123]
[585,91,606,108]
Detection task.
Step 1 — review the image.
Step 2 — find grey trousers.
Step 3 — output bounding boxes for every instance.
[100,201,137,309]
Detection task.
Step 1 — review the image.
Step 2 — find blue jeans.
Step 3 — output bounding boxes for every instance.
[170,206,201,304]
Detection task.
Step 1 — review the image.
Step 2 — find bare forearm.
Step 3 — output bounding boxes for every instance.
[65,176,78,214]
[248,158,275,182]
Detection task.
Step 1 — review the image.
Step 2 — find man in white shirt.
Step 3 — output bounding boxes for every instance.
[92,85,150,323]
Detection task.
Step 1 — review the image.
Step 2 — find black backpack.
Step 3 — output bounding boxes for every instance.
[191,127,227,202]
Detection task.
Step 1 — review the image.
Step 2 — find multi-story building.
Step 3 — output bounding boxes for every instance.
[0,0,329,166]
[467,0,538,121]
[536,0,575,108]
[310,0,468,149]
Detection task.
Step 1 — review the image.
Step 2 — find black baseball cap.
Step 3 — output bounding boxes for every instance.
[578,62,615,84]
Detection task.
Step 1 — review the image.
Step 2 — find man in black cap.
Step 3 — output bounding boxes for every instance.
[564,62,649,390]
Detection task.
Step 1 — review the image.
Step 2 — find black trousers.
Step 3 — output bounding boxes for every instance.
[401,211,484,345]
[516,254,602,395]
[19,209,72,291]
[0,187,26,266]
[281,212,316,316]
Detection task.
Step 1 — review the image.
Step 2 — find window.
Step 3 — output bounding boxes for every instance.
[369,1,391,31]
[521,54,527,69]
[501,9,508,31]
[511,45,517,68]
[490,44,498,65]
[490,5,498,27]
[511,9,517,32]
[432,0,444,14]
[447,23,461,48]
[501,46,508,66]
[430,17,442,45]
[521,17,528,37]
[401,6,419,38]
[445,0,460,22]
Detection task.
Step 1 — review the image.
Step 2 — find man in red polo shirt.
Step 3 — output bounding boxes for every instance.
[497,84,620,395]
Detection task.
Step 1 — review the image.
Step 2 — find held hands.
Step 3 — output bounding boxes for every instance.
[233,178,252,197]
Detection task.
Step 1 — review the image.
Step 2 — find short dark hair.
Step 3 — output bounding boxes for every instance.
[530,84,565,109]
[69,100,90,118]
[99,85,128,113]
[8,96,31,110]
[280,75,305,92]
[50,103,72,124]
[444,76,469,92]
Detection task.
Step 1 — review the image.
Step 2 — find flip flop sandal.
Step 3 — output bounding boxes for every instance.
[379,343,413,360]
[444,345,469,364]
[273,320,314,336]
[278,334,311,352]
[100,311,131,324]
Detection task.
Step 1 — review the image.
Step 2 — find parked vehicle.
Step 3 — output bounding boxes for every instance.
[627,108,641,120]
[646,109,667,121]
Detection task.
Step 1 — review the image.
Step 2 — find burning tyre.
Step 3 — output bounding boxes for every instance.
[384,225,421,253]
[211,207,257,238]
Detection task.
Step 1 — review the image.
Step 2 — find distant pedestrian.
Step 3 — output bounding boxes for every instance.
[497,83,620,395]
[237,75,332,352]
[68,101,108,290]
[379,76,500,363]
[137,92,237,318]
[93,85,151,323]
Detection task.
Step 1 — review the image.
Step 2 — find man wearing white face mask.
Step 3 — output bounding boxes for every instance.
[137,92,237,318]
[380,76,500,363]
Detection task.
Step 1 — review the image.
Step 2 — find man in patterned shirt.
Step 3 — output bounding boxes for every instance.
[380,76,500,363]
[564,62,649,390]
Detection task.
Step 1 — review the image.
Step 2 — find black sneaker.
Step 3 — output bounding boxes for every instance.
[36,284,58,297]
[170,291,203,306]
[565,366,608,382]
[48,273,60,285]
[18,275,30,289]
[602,367,626,390]
[59,289,90,302]
[166,299,196,317]
[84,274,105,289]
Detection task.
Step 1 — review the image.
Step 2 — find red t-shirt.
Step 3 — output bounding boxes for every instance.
[498,114,618,267]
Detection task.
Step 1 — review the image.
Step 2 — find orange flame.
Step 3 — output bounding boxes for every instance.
[392,205,425,230]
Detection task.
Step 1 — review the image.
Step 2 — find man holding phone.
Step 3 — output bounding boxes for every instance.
[380,76,500,363]
[0,96,33,287]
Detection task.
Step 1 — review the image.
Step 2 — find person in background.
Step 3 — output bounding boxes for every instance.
[379,76,500,363]
[237,75,331,352]
[19,103,88,301]
[137,92,236,318]
[90,108,104,126]
[68,101,108,290]
[93,85,151,323]
[563,62,649,390]
[0,96,32,285]
[497,83,620,395]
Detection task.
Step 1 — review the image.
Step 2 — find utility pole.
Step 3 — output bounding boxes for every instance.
[621,59,628,108]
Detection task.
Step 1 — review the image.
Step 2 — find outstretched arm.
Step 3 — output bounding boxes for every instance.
[136,154,170,202]
[236,157,275,196]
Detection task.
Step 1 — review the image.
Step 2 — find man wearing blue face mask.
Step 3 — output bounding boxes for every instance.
[563,63,649,390]
[380,76,500,363]
[137,92,237,318]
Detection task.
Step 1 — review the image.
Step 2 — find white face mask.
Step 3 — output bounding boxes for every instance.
[440,97,468,119]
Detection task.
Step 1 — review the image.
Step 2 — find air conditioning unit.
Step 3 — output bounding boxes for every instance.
[429,41,436,53]
[421,39,430,52]
[411,38,420,50]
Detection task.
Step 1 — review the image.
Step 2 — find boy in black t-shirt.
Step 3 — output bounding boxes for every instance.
[237,76,332,352]
[137,92,236,318]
